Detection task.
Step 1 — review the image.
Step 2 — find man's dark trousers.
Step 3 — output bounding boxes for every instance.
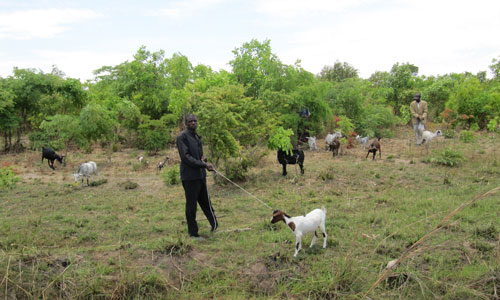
[182,178,218,236]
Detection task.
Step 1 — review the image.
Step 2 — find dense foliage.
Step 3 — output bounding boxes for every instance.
[1,40,499,178]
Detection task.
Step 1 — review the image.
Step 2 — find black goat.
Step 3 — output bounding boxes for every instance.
[277,149,304,176]
[366,138,381,160]
[41,147,65,170]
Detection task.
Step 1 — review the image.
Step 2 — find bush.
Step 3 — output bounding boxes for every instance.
[120,180,138,190]
[0,166,20,189]
[487,117,499,133]
[162,166,180,186]
[459,130,475,143]
[443,129,456,139]
[423,148,464,167]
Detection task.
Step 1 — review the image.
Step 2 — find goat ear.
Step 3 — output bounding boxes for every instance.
[288,222,296,231]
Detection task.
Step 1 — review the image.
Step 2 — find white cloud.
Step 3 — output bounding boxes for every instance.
[0,8,102,40]
[274,0,500,77]
[146,0,227,19]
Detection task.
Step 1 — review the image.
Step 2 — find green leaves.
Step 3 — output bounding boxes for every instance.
[267,127,293,154]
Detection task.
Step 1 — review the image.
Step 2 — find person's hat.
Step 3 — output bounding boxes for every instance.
[413,93,421,99]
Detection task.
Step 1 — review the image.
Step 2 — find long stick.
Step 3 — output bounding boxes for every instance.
[364,186,500,298]
[214,171,273,210]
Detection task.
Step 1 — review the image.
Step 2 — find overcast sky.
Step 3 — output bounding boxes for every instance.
[1,0,499,82]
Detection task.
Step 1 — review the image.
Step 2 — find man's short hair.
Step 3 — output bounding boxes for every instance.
[184,114,197,124]
[414,93,421,99]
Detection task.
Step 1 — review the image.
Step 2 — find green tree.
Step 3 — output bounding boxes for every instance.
[138,115,170,154]
[387,62,419,114]
[92,46,171,119]
[319,61,359,82]
[229,39,284,98]
[39,114,84,157]
[490,55,500,80]
[0,78,19,151]
[79,103,116,144]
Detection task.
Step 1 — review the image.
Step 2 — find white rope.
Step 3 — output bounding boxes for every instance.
[214,171,273,210]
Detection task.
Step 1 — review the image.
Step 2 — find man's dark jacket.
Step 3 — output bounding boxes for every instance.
[176,129,208,181]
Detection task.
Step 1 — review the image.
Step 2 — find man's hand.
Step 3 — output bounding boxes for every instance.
[206,163,215,172]
[202,156,208,163]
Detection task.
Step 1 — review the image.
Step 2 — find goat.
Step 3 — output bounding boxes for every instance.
[277,149,304,176]
[271,206,327,257]
[356,135,370,146]
[157,156,170,173]
[306,136,317,151]
[421,129,442,144]
[41,147,65,170]
[73,161,98,185]
[325,131,342,146]
[366,138,381,160]
[421,129,442,154]
[328,137,341,157]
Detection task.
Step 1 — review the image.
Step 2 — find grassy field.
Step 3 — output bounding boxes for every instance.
[1,126,500,299]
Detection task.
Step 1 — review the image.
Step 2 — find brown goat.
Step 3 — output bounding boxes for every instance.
[366,138,381,160]
[328,137,341,157]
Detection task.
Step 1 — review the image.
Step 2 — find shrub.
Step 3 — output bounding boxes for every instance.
[487,117,499,132]
[162,166,180,186]
[423,148,464,167]
[120,180,138,190]
[0,166,20,189]
[89,179,108,187]
[443,129,456,139]
[459,130,475,143]
[221,157,249,182]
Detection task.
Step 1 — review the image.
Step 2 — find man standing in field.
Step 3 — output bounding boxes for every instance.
[410,93,428,145]
[176,114,218,240]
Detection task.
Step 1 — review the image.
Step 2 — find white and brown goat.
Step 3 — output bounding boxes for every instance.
[271,206,327,257]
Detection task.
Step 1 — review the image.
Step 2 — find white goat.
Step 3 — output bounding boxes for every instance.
[73,161,98,185]
[325,131,342,146]
[306,136,317,151]
[421,129,443,154]
[356,135,370,146]
[271,206,328,257]
[421,129,442,144]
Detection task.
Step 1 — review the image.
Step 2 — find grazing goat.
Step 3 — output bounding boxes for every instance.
[73,161,98,185]
[271,206,327,257]
[156,156,170,173]
[366,138,381,160]
[421,129,442,154]
[325,131,342,146]
[356,135,370,146]
[41,147,65,170]
[277,149,304,176]
[306,136,317,151]
[421,129,442,144]
[328,137,341,157]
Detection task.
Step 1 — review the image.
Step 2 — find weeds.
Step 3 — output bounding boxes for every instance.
[0,165,20,189]
[423,148,464,167]
[161,166,180,185]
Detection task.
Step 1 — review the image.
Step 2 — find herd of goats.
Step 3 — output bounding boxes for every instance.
[39,128,443,184]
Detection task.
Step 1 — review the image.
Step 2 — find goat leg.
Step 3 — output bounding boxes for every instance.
[310,231,318,248]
